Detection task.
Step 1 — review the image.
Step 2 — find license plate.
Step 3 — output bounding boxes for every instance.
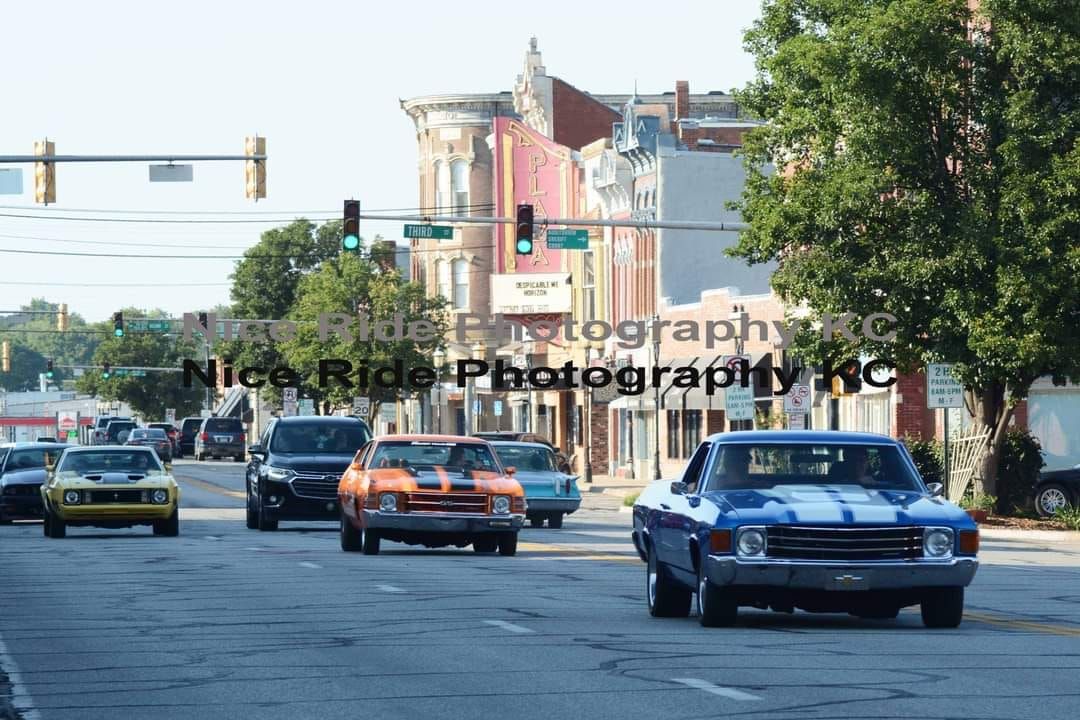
[826,573,869,591]
[215,436,231,443]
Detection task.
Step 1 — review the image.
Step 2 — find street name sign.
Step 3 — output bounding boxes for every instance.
[0,168,23,194]
[404,224,454,240]
[545,229,588,249]
[722,354,755,421]
[927,363,964,408]
[149,164,193,182]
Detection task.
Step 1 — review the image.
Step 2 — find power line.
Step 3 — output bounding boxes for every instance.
[0,204,496,224]
[0,280,230,287]
[0,203,495,216]
[0,233,253,250]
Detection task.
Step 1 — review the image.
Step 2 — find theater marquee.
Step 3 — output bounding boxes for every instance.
[490,273,572,315]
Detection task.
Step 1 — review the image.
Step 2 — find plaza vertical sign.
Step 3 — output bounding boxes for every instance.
[492,117,577,275]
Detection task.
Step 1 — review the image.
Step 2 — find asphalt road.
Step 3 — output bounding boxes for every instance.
[2,462,1079,719]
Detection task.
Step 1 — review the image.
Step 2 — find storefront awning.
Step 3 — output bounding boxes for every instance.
[607,394,657,411]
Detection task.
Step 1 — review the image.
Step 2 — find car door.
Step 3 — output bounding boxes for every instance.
[247,421,275,496]
[655,441,713,573]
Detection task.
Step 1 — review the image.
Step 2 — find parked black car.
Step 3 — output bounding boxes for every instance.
[125,428,173,462]
[245,416,372,531]
[194,417,246,461]
[178,417,204,458]
[0,442,67,522]
[1034,464,1080,517]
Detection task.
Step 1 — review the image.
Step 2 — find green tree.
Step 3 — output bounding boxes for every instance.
[1,299,100,391]
[732,0,1080,494]
[281,248,449,420]
[76,307,203,420]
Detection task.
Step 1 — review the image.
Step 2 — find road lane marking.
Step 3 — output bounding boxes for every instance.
[204,535,222,541]
[377,584,405,593]
[672,678,762,701]
[298,561,322,569]
[966,611,1080,637]
[484,619,534,634]
[0,631,42,720]
[518,541,639,564]
[176,475,245,499]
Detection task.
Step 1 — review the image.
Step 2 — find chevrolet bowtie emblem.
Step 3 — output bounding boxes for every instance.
[439,500,453,507]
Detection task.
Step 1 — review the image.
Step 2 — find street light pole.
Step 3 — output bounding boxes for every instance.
[432,348,445,434]
[584,345,594,485]
[469,340,485,435]
[651,314,662,481]
[730,304,747,431]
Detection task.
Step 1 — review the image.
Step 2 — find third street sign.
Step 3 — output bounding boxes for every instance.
[545,228,588,249]
[404,224,453,240]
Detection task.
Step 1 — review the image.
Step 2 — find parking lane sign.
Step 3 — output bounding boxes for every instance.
[927,364,964,408]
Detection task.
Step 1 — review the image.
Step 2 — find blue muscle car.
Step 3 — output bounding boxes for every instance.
[631,431,979,628]
[490,441,581,528]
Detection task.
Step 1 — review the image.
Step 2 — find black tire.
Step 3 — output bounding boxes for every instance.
[154,508,179,537]
[497,531,518,556]
[42,509,51,536]
[234,454,245,463]
[646,543,691,618]
[697,564,738,627]
[257,497,278,531]
[921,587,965,628]
[245,493,258,529]
[362,528,381,555]
[1035,483,1073,518]
[473,535,498,553]
[547,512,564,529]
[527,514,544,528]
[340,508,363,552]
[47,509,66,539]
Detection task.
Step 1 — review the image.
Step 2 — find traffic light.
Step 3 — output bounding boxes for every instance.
[831,360,863,394]
[112,311,124,337]
[57,303,68,331]
[244,135,266,200]
[515,204,534,256]
[34,139,56,205]
[102,362,111,379]
[46,359,54,379]
[342,200,361,254]
[1,341,10,373]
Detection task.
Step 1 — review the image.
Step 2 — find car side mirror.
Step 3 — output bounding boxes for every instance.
[248,444,264,456]
[350,462,361,471]
[926,482,944,497]
[505,466,517,476]
[670,480,688,495]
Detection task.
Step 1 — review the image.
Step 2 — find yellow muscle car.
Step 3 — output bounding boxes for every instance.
[41,446,180,538]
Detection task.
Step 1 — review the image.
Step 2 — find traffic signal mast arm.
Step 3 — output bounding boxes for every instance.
[352,211,749,232]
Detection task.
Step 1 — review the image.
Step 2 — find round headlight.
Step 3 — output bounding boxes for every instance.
[63,489,81,505]
[737,528,766,556]
[493,495,511,514]
[924,528,954,558]
[152,489,169,504]
[379,493,397,512]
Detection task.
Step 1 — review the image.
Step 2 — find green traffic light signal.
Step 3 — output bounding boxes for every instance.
[112,311,124,337]
[343,234,360,251]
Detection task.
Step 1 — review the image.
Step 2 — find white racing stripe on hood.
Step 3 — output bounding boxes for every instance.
[764,485,900,524]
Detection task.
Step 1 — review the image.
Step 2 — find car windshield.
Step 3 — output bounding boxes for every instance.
[56,450,164,475]
[369,441,500,472]
[269,423,371,454]
[703,444,922,492]
[5,448,65,471]
[493,446,557,472]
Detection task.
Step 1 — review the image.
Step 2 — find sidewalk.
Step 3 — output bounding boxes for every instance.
[580,474,653,499]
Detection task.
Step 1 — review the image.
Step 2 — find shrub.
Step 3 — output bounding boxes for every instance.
[1053,506,1080,531]
[902,436,944,486]
[623,492,640,507]
[959,492,996,513]
[995,429,1045,515]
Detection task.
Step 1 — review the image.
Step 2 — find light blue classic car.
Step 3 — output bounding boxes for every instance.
[490,441,581,528]
[632,431,979,628]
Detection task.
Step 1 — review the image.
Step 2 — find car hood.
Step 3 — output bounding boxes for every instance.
[0,468,48,486]
[52,473,175,488]
[269,454,355,473]
[708,485,972,526]
[367,468,522,494]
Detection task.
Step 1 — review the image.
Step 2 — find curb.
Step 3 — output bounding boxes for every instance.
[980,528,1080,543]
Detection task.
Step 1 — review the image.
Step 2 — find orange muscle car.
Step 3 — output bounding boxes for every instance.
[337,435,526,556]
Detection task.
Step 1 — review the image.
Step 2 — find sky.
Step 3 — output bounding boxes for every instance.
[1,0,763,323]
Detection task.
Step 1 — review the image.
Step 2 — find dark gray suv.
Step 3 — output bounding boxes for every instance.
[194,417,246,461]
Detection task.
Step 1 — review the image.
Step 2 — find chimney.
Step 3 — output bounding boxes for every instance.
[675,80,690,121]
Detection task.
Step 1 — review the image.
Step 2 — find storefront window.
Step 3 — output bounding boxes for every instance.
[667,410,680,458]
[683,410,702,457]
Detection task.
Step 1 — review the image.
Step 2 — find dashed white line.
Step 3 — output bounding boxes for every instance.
[377,584,405,593]
[204,535,222,541]
[298,561,322,569]
[484,619,534,634]
[672,678,761,701]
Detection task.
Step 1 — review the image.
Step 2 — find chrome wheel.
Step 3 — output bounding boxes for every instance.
[1037,486,1070,516]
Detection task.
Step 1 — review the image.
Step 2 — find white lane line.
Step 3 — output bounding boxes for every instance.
[483,619,534,634]
[672,678,762,701]
[377,584,405,593]
[204,535,222,541]
[298,561,322,569]
[0,631,42,720]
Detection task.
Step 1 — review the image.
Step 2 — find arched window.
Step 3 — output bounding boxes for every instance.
[450,160,469,214]
[434,161,449,212]
[436,259,450,302]
[452,258,469,309]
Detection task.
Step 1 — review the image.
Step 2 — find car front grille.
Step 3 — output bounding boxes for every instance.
[289,472,341,500]
[765,526,924,561]
[85,489,145,504]
[405,492,488,514]
[3,484,41,497]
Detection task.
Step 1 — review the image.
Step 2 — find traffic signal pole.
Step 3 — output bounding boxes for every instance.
[352,211,749,233]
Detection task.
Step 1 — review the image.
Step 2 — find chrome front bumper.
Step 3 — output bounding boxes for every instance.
[705,555,978,589]
[362,509,524,533]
